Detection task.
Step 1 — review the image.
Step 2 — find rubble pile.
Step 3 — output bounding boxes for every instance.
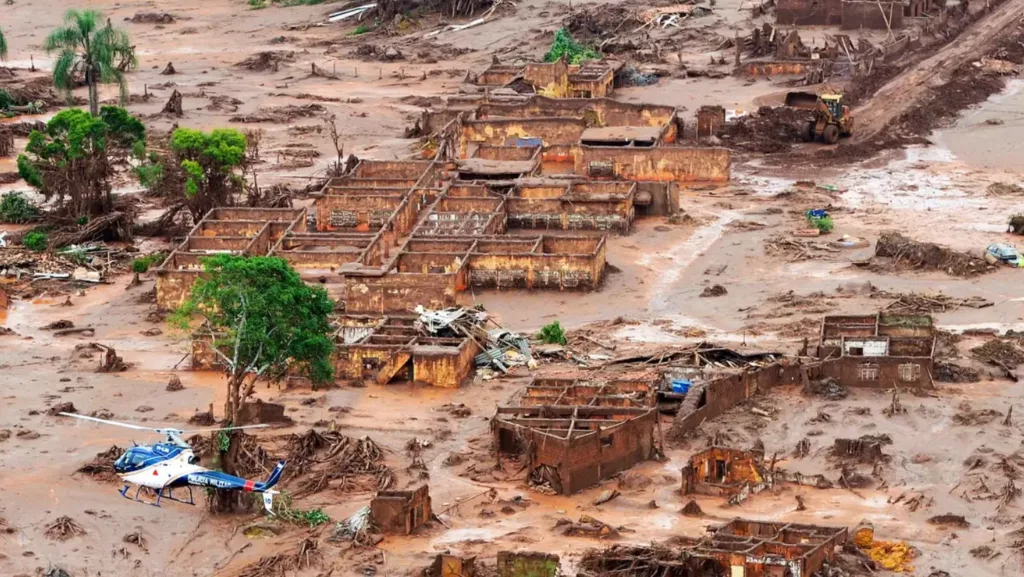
[952,402,1004,426]
[554,515,622,539]
[933,361,980,383]
[235,51,295,72]
[765,236,841,261]
[0,243,132,296]
[804,377,848,401]
[872,289,993,314]
[720,106,807,153]
[76,445,125,483]
[873,232,992,277]
[577,544,698,576]
[971,339,1024,367]
[237,538,323,577]
[414,306,534,374]
[230,103,326,124]
[43,516,86,541]
[283,429,395,497]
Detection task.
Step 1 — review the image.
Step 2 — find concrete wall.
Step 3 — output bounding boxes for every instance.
[460,118,588,156]
[343,271,461,314]
[411,338,481,388]
[506,197,633,232]
[561,411,657,494]
[496,552,559,577]
[335,343,400,381]
[821,356,934,389]
[575,146,730,183]
[477,98,675,128]
[354,160,433,180]
[696,106,726,138]
[777,0,843,24]
[468,252,604,290]
[156,269,202,310]
[841,1,905,30]
[670,363,811,439]
[371,485,432,535]
[524,60,569,97]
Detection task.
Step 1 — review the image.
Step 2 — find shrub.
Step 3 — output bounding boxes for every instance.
[23,231,48,252]
[131,253,165,273]
[538,320,567,345]
[544,28,599,65]
[0,192,40,223]
[807,214,834,233]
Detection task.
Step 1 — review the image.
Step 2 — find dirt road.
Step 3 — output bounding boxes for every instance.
[854,0,1024,141]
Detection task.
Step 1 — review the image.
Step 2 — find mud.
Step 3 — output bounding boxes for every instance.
[1,0,1024,576]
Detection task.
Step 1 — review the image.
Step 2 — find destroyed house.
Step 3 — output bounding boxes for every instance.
[156,159,613,314]
[492,377,659,494]
[155,207,308,308]
[682,447,773,504]
[332,314,481,388]
[817,314,935,389]
[776,0,942,29]
[473,58,617,99]
[370,484,432,535]
[697,519,847,577]
[580,519,847,577]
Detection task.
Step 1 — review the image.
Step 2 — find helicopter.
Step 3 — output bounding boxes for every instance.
[60,413,286,513]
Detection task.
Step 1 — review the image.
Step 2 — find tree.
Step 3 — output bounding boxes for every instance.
[172,255,334,511]
[45,9,137,116]
[138,128,248,222]
[17,106,145,218]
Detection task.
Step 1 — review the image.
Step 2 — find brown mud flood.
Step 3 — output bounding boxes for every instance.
[2,0,1024,576]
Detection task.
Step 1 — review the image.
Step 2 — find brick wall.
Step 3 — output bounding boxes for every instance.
[841,1,906,29]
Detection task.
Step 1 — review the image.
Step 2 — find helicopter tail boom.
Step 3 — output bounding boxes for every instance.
[255,460,286,492]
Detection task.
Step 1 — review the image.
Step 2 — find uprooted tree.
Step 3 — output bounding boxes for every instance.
[171,255,334,512]
[17,106,145,221]
[45,9,137,117]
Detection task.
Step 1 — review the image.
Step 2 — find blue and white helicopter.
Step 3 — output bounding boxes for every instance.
[61,413,286,513]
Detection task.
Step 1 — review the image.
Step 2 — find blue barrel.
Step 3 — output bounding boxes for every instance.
[670,379,691,394]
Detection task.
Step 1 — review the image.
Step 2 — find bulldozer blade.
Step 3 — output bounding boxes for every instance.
[785,91,819,110]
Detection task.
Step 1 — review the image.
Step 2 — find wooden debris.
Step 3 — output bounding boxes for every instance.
[44,516,85,541]
[872,289,993,314]
[765,235,840,261]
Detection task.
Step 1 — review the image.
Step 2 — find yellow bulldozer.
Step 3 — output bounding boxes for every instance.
[786,92,854,145]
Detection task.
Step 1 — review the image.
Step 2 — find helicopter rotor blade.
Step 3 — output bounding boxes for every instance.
[178,424,270,434]
[58,412,156,432]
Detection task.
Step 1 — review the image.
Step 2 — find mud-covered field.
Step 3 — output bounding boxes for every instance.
[2,1,1024,577]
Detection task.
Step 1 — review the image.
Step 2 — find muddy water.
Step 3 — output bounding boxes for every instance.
[935,79,1024,171]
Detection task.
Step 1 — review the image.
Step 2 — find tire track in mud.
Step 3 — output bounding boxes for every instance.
[853,0,1024,142]
[641,208,740,318]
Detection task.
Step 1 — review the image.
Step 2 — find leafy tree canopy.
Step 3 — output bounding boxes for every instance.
[544,28,599,65]
[173,255,335,392]
[17,106,145,216]
[0,27,9,61]
[45,9,137,115]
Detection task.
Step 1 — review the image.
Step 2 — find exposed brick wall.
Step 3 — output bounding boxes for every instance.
[841,1,906,29]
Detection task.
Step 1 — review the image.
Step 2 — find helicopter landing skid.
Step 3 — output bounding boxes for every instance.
[120,484,196,508]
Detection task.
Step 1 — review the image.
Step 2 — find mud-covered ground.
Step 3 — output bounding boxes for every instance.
[3,1,1024,577]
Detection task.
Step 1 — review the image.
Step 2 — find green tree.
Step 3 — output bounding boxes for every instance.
[45,9,137,116]
[172,255,334,511]
[17,106,145,217]
[544,28,599,65]
[0,27,8,61]
[139,128,248,221]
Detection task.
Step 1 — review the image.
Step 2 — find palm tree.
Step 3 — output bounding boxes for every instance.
[0,27,8,61]
[44,9,137,116]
